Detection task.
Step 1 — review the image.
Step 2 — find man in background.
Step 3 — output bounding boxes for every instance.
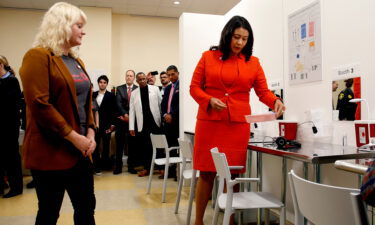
[92,75,117,174]
[115,70,138,174]
[160,65,180,179]
[159,71,170,97]
[147,72,156,85]
[129,72,162,177]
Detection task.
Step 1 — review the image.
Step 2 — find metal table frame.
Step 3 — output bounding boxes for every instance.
[247,140,375,225]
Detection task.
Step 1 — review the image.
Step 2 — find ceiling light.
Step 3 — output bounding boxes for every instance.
[173,1,180,5]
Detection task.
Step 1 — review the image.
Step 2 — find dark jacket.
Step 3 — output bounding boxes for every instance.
[161,80,179,121]
[0,74,21,137]
[93,90,116,130]
[337,87,357,121]
[116,84,138,116]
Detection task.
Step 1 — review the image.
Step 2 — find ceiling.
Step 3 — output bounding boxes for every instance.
[0,0,241,18]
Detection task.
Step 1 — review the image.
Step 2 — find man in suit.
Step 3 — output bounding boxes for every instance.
[115,70,138,174]
[92,75,116,174]
[160,65,180,179]
[129,72,162,177]
[159,71,171,98]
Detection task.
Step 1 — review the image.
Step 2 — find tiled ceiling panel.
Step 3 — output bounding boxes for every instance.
[0,0,241,18]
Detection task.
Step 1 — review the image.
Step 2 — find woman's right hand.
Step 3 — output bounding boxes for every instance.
[209,97,227,111]
[65,130,92,156]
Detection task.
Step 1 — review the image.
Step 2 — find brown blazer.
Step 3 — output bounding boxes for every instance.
[20,47,95,170]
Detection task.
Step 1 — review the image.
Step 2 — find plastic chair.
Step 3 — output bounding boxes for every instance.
[351,192,370,225]
[210,148,285,225]
[288,169,360,225]
[174,138,199,225]
[147,134,181,203]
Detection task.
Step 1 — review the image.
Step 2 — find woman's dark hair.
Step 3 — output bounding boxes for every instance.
[210,15,254,61]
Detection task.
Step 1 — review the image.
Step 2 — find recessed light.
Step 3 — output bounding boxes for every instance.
[173,1,180,5]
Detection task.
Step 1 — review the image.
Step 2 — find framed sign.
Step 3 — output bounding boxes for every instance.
[288,1,322,85]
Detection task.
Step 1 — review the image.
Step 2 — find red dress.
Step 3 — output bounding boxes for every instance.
[190,50,277,172]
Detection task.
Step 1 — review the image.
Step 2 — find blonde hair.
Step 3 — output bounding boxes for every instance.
[33,2,87,58]
[0,55,15,75]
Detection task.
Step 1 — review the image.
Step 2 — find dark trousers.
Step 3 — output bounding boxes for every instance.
[31,158,96,225]
[115,120,129,170]
[93,128,111,170]
[163,121,179,148]
[0,133,23,193]
[163,121,179,176]
[137,123,161,171]
[126,134,138,170]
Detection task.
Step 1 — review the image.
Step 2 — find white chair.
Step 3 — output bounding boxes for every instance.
[288,169,360,225]
[350,192,370,225]
[174,138,199,225]
[210,148,285,225]
[147,134,181,203]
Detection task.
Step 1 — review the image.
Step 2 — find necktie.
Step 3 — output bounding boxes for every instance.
[127,86,132,102]
[167,84,174,113]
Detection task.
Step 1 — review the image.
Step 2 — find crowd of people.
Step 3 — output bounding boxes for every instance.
[92,67,180,178]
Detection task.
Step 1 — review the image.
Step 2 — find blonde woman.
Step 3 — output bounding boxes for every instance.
[20,2,96,224]
[0,55,23,198]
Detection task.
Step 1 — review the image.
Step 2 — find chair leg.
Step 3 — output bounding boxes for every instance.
[174,169,184,213]
[222,209,232,225]
[162,163,169,203]
[265,209,270,225]
[187,170,197,225]
[280,206,286,225]
[212,177,217,208]
[147,161,155,194]
[237,211,243,225]
[211,193,220,225]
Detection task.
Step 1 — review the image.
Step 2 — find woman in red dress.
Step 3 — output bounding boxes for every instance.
[190,15,285,225]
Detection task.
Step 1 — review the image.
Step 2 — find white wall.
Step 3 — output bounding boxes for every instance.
[179,13,224,135]
[0,7,178,90]
[80,7,112,91]
[0,8,43,85]
[112,14,179,88]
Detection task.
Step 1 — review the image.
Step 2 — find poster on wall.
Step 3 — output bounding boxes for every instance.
[288,0,322,85]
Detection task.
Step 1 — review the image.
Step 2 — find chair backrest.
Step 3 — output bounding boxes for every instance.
[288,170,360,225]
[177,138,193,160]
[351,192,370,225]
[150,133,169,149]
[210,148,231,181]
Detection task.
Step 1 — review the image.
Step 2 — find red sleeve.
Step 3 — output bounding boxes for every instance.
[253,59,278,110]
[189,52,212,111]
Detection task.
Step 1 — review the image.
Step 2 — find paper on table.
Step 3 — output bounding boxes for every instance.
[245,112,277,123]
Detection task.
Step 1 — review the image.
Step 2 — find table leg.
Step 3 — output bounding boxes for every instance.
[246,150,253,192]
[281,157,287,224]
[257,152,263,225]
[314,163,321,183]
[303,162,308,225]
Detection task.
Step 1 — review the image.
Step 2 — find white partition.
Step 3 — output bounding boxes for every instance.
[179,13,224,136]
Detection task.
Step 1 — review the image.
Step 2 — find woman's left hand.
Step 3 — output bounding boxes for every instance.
[274,99,285,118]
